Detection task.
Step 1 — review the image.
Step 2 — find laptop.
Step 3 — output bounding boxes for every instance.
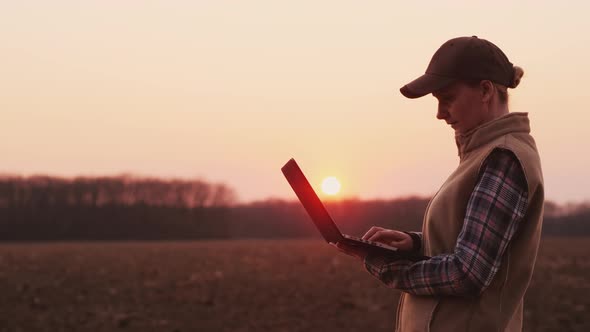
[281,158,426,260]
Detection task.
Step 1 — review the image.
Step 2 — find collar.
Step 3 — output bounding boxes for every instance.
[454,112,531,160]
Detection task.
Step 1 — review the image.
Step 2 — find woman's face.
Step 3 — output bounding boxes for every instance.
[432,81,488,134]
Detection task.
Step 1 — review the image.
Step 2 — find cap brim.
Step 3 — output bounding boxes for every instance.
[400,74,456,99]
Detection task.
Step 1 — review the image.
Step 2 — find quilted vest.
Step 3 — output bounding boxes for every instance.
[396,112,544,332]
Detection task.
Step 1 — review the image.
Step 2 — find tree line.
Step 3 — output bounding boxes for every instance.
[0,175,236,209]
[0,175,588,240]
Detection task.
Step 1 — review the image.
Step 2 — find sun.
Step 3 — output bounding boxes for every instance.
[321,176,341,195]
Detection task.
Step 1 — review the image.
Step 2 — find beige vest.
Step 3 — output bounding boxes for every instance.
[396,112,544,332]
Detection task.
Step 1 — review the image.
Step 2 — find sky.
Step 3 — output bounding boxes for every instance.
[1,1,589,204]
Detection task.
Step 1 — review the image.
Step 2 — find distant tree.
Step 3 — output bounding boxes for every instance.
[209,183,237,208]
[191,180,211,208]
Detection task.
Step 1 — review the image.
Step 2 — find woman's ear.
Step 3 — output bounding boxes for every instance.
[480,80,495,103]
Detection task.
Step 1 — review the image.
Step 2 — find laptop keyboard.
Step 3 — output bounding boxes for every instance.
[345,234,369,242]
[343,234,398,250]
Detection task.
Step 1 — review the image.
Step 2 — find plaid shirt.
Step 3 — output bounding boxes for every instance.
[364,148,529,297]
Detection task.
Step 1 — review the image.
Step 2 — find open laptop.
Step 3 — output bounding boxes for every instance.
[281,158,426,260]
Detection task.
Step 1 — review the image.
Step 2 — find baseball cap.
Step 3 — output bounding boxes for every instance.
[400,36,515,99]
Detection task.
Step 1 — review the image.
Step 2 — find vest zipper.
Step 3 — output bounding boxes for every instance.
[395,292,405,331]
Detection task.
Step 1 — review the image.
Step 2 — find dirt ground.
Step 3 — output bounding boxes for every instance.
[0,238,588,332]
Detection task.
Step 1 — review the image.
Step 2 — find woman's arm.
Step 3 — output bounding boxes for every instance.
[362,148,528,297]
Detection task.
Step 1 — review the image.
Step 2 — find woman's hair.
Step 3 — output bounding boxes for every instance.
[465,66,525,104]
[510,66,525,89]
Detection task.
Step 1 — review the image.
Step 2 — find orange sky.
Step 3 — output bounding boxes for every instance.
[1,1,589,204]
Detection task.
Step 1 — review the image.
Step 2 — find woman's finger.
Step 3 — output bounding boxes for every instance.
[362,226,385,240]
[368,230,403,243]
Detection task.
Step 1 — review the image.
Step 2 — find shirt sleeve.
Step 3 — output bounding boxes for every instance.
[363,148,528,297]
[402,231,423,255]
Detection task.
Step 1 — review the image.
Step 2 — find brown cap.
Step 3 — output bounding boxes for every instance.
[400,36,515,99]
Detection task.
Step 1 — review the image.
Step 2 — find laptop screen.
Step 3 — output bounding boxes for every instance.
[281,158,344,244]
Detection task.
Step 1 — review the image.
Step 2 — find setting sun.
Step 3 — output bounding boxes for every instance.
[321,177,341,195]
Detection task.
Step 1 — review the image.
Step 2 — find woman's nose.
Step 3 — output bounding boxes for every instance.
[436,105,448,120]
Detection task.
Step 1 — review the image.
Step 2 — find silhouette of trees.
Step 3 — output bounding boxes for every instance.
[0,175,236,209]
[0,175,237,240]
[0,174,588,240]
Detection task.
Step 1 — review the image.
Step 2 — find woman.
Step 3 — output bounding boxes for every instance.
[334,36,544,332]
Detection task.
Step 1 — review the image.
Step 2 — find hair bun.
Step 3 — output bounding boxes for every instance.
[510,66,524,88]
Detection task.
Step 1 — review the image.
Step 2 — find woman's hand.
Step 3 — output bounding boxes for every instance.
[331,227,415,261]
[362,227,414,251]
